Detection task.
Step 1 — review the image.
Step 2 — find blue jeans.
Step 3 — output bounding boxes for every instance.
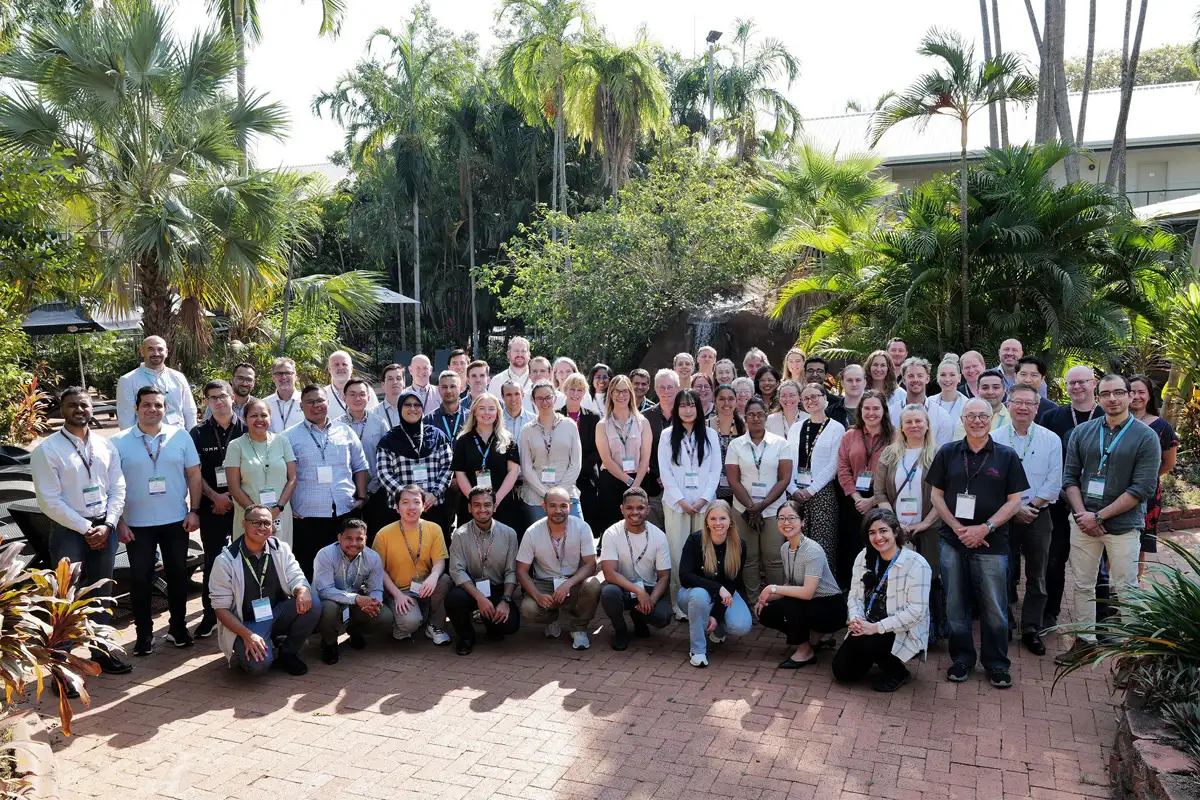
[940,539,1009,670]
[678,587,753,655]
[525,498,582,523]
[49,522,118,629]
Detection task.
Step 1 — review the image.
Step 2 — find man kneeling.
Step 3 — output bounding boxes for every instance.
[446,488,521,655]
[374,485,453,644]
[210,505,320,676]
[314,518,393,664]
[599,487,673,651]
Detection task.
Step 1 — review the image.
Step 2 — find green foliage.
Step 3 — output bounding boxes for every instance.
[1066,43,1199,92]
[40,332,139,397]
[0,287,32,444]
[1165,283,1200,398]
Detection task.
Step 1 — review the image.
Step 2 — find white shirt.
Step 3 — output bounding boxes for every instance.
[488,367,530,399]
[372,397,403,430]
[928,393,968,428]
[404,382,441,414]
[517,516,596,585]
[893,447,926,525]
[991,422,1063,504]
[766,410,808,438]
[31,429,126,533]
[888,395,954,448]
[724,432,791,517]
[116,363,197,431]
[599,521,671,586]
[785,417,846,496]
[264,390,301,433]
[657,426,721,512]
[324,382,380,419]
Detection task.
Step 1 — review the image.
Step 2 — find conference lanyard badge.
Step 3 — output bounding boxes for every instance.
[148,476,167,496]
[955,493,977,521]
[251,597,273,622]
[855,472,873,492]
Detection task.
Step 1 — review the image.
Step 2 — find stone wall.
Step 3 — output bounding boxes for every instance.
[1111,691,1200,799]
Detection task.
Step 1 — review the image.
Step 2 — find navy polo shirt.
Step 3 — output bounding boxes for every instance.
[925,436,1029,556]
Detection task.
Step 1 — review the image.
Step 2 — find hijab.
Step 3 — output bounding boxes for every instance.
[379,389,436,459]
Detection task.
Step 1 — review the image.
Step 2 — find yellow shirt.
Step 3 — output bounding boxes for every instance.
[373,520,447,590]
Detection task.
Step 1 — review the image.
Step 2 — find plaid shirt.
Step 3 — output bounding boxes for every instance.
[376,424,454,504]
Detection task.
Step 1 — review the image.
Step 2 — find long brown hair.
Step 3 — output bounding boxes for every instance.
[863,350,898,397]
[701,500,742,577]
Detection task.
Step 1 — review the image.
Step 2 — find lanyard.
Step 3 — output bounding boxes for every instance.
[241,544,271,599]
[329,386,349,416]
[1008,424,1034,461]
[384,403,396,428]
[866,555,898,615]
[786,541,804,585]
[209,417,235,460]
[935,395,962,414]
[440,409,463,440]
[1098,416,1135,476]
[402,423,425,456]
[863,431,884,463]
[614,415,635,456]
[472,522,497,572]
[275,396,296,427]
[800,418,829,469]
[346,414,368,441]
[60,431,93,479]
[682,432,697,467]
[537,418,560,456]
[141,431,165,471]
[549,531,567,575]
[1071,405,1097,428]
[474,433,492,463]
[341,553,363,589]
[246,435,275,484]
[962,446,992,492]
[897,452,922,496]
[140,366,170,396]
[402,522,424,567]
[748,436,768,472]
[624,525,650,566]
[306,422,330,463]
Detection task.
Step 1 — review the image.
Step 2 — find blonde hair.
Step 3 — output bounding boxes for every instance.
[604,374,641,419]
[701,500,742,577]
[460,393,513,453]
[562,372,589,393]
[552,357,578,389]
[783,347,806,381]
[863,350,898,396]
[880,403,937,469]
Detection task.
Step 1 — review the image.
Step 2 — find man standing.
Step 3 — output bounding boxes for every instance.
[341,378,390,538]
[113,387,203,655]
[952,370,1011,439]
[992,385,1062,656]
[407,354,441,414]
[804,357,846,425]
[264,357,301,433]
[598,487,672,651]
[522,357,557,413]
[445,489,521,655]
[116,336,197,431]
[1055,374,1161,665]
[313,519,392,664]
[1014,356,1058,422]
[995,339,1049,398]
[516,486,601,650]
[1041,366,1102,629]
[373,363,407,431]
[425,371,468,442]
[889,358,953,446]
[674,353,696,389]
[229,363,258,421]
[488,336,532,398]
[461,359,490,413]
[886,338,908,378]
[641,369,679,530]
[326,350,379,418]
[31,387,131,677]
[501,381,535,442]
[284,385,370,579]
[374,485,453,644]
[448,348,470,392]
[696,346,717,380]
[376,390,455,536]
[190,380,247,639]
[927,397,1028,689]
[630,369,654,412]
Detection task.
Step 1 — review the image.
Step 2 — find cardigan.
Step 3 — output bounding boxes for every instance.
[785,417,846,495]
[846,546,931,662]
[871,451,936,520]
[836,428,889,497]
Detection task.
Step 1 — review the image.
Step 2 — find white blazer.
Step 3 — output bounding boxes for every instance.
[657,426,721,513]
[786,417,846,495]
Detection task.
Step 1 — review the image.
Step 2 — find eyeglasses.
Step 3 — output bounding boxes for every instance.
[962,413,992,422]
[776,514,801,523]
[206,393,230,402]
[1066,379,1093,387]
[246,520,273,529]
[273,371,295,376]
[1008,399,1038,408]
[1099,390,1128,399]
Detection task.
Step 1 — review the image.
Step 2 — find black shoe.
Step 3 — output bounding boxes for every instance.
[871,671,912,693]
[1021,631,1046,656]
[93,651,133,675]
[348,632,366,650]
[193,614,218,639]
[486,630,506,642]
[456,639,474,656]
[1041,614,1058,631]
[165,628,194,648]
[322,644,339,665]
[946,661,970,682]
[276,653,308,676]
[778,655,818,669]
[52,681,80,699]
[612,631,629,651]
[988,668,1013,689]
[132,635,154,657]
[632,621,650,638]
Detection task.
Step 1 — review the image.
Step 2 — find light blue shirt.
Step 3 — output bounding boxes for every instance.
[340,411,390,492]
[116,364,197,431]
[502,407,536,443]
[284,418,368,518]
[112,424,200,527]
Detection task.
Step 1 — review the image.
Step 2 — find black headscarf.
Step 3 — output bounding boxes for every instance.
[378,389,430,459]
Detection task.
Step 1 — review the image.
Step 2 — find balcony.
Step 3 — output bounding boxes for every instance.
[1126,186,1200,208]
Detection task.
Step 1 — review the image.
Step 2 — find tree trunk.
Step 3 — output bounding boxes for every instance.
[412,193,422,353]
[1106,0,1148,193]
[1077,0,1096,144]
[394,232,407,352]
[979,0,999,149]
[468,165,478,358]
[1049,0,1079,181]
[959,120,971,348]
[556,79,567,218]
[992,0,1010,148]
[278,246,294,352]
[138,256,174,343]
[234,0,247,170]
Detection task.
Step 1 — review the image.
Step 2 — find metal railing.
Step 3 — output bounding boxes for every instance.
[1126,186,1200,208]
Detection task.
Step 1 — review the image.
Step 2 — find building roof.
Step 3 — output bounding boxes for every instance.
[800,81,1200,166]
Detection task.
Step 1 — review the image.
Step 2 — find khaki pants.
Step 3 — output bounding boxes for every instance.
[663,506,704,615]
[317,598,396,646]
[736,512,783,598]
[519,575,602,632]
[392,573,453,638]
[1068,518,1140,643]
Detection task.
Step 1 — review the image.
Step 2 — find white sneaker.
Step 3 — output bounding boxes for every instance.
[425,624,450,645]
[571,631,590,650]
[674,609,688,621]
[393,632,413,641]
[709,632,727,644]
[689,653,708,668]
[544,621,562,638]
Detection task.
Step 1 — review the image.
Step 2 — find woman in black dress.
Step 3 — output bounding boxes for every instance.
[1129,375,1179,580]
[450,393,525,536]
[558,371,603,537]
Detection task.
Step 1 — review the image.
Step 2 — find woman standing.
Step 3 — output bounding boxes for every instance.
[732,377,755,417]
[835,389,892,590]
[678,501,751,667]
[224,398,298,545]
[708,385,745,504]
[552,357,579,393]
[932,359,968,426]
[1129,374,1179,580]
[659,389,722,618]
[595,375,651,532]
[958,351,986,399]
[833,509,931,692]
[864,350,900,403]
[691,373,717,419]
[756,500,846,669]
[767,380,807,438]
[583,363,611,416]
[754,366,782,414]
[451,393,524,534]
[558,372,602,535]
[783,347,806,383]
[839,364,867,429]
[714,359,737,386]
[787,383,847,568]
[674,352,696,389]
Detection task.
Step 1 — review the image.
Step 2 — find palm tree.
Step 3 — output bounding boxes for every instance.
[441,79,488,356]
[713,18,802,165]
[0,0,290,345]
[871,27,1036,347]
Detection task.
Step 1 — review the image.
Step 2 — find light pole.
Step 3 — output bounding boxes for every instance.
[706,29,722,148]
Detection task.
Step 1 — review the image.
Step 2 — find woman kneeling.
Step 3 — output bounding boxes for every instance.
[833,509,931,692]
[679,501,751,667]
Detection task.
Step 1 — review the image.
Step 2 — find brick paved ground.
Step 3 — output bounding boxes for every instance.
[42,530,1198,800]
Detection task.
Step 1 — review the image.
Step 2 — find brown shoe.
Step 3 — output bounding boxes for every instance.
[1053,638,1094,666]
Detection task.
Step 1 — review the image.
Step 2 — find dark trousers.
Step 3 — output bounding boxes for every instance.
[445,585,521,645]
[362,488,398,546]
[1007,510,1052,633]
[198,508,234,618]
[758,593,847,645]
[595,471,631,534]
[231,596,322,677]
[599,582,672,636]
[941,540,1009,670]
[832,631,907,682]
[1044,501,1072,625]
[126,522,191,639]
[49,520,118,632]
[836,492,864,592]
[425,501,454,547]
[292,513,345,581]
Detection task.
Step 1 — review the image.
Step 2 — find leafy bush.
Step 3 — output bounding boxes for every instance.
[39,332,140,398]
[0,288,33,445]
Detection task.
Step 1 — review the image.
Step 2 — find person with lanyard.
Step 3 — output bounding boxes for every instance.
[932,358,968,428]
[833,509,932,692]
[958,350,987,399]
[725,396,792,599]
[714,358,737,386]
[228,362,257,421]
[208,505,318,676]
[782,347,806,383]
[488,336,532,398]
[520,380,584,523]
[766,379,806,438]
[340,378,390,537]
[1014,356,1059,423]
[1128,374,1179,581]
[927,397,1028,688]
[674,352,696,390]
[376,389,455,540]
[406,354,441,414]
[224,398,297,549]
[1055,374,1161,666]
[190,380,248,640]
[598,487,673,651]
[373,485,453,645]
[630,368,655,412]
[461,359,490,413]
[755,499,846,669]
[835,389,892,591]
[992,384,1063,656]
[1040,365,1102,629]
[952,370,1010,439]
[582,363,610,416]
[658,388,722,621]
[525,357,561,414]
[708,384,745,506]
[641,369,681,530]
[283,385,370,580]
[372,363,407,431]
[691,373,717,420]
[873,404,945,643]
[451,393,523,534]
[558,372,602,535]
[325,350,379,416]
[424,370,468,515]
[889,358,953,447]
[886,338,908,379]
[312,518,391,665]
[838,364,867,428]
[516,486,601,650]
[264,357,301,433]
[678,501,751,668]
[802,357,846,425]
[786,383,847,571]
[445,488,521,655]
[112,386,203,656]
[31,387,132,682]
[115,335,197,431]
[595,375,652,533]
[500,380,536,443]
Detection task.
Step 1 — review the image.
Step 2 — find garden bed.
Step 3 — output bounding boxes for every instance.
[1113,690,1200,800]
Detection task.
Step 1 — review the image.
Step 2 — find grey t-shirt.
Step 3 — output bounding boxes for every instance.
[517,516,597,590]
[779,537,841,597]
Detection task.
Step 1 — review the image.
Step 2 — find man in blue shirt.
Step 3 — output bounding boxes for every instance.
[113,386,202,656]
[312,519,391,665]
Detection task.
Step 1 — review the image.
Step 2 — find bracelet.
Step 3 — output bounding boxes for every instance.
[190,507,200,513]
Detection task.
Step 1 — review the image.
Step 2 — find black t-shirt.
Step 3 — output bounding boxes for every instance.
[239,544,285,619]
[642,406,670,497]
[1042,404,1104,463]
[450,431,520,492]
[865,556,891,623]
[190,416,247,510]
[925,437,1029,556]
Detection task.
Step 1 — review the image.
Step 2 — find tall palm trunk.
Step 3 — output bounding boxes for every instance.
[958,118,971,347]
[1077,0,1097,144]
[278,245,294,352]
[556,77,567,217]
[467,165,478,357]
[139,255,174,343]
[991,0,1010,147]
[234,0,247,170]
[979,0,998,149]
[1106,0,1148,193]
[1049,0,1078,181]
[412,193,422,353]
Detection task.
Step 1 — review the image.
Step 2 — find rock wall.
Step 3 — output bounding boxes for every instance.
[1111,691,1200,800]
[638,310,801,374]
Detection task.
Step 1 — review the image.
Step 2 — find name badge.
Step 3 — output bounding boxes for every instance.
[1086,478,1106,500]
[476,470,491,490]
[553,577,567,591]
[795,469,813,488]
[258,489,278,507]
[251,597,273,622]
[412,465,429,483]
[408,579,423,594]
[956,493,977,521]
[898,496,919,523]
[342,605,350,624]
[215,466,228,488]
[684,471,700,490]
[630,577,644,599]
[719,473,730,488]
[148,476,167,496]
[475,579,492,597]
[82,485,103,510]
[621,456,636,473]
[751,481,768,499]
[316,465,333,484]
[541,468,558,485]
[855,471,872,492]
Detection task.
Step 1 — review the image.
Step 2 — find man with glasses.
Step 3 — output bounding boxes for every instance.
[283,385,370,579]
[519,381,583,521]
[264,357,302,433]
[641,369,679,529]
[1055,374,1161,665]
[229,363,258,421]
[928,397,1028,688]
[376,389,455,537]
[953,370,1010,439]
[992,385,1062,656]
[1014,356,1058,423]
[116,336,197,430]
[804,357,847,424]
[191,380,248,638]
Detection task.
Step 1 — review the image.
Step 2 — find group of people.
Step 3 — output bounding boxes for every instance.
[31,333,1173,694]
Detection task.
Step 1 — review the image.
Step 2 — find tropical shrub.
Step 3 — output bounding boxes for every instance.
[0,288,32,445]
[40,332,141,399]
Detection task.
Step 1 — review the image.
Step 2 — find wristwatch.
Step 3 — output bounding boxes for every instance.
[985,522,996,535]
[275,504,285,512]
[502,595,513,604]
[190,506,200,514]
[769,584,777,594]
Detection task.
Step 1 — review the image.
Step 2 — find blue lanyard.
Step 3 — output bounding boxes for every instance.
[440,409,463,440]
[897,453,921,496]
[140,366,169,395]
[474,433,492,462]
[866,554,899,615]
[1098,417,1135,476]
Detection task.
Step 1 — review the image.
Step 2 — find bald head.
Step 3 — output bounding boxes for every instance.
[141,336,167,369]
[328,350,353,385]
[1065,365,1098,407]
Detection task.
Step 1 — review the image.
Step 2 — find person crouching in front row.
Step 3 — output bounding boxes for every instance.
[678,500,753,668]
[446,488,521,655]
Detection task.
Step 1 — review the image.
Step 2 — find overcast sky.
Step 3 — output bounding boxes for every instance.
[167,0,1196,167]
